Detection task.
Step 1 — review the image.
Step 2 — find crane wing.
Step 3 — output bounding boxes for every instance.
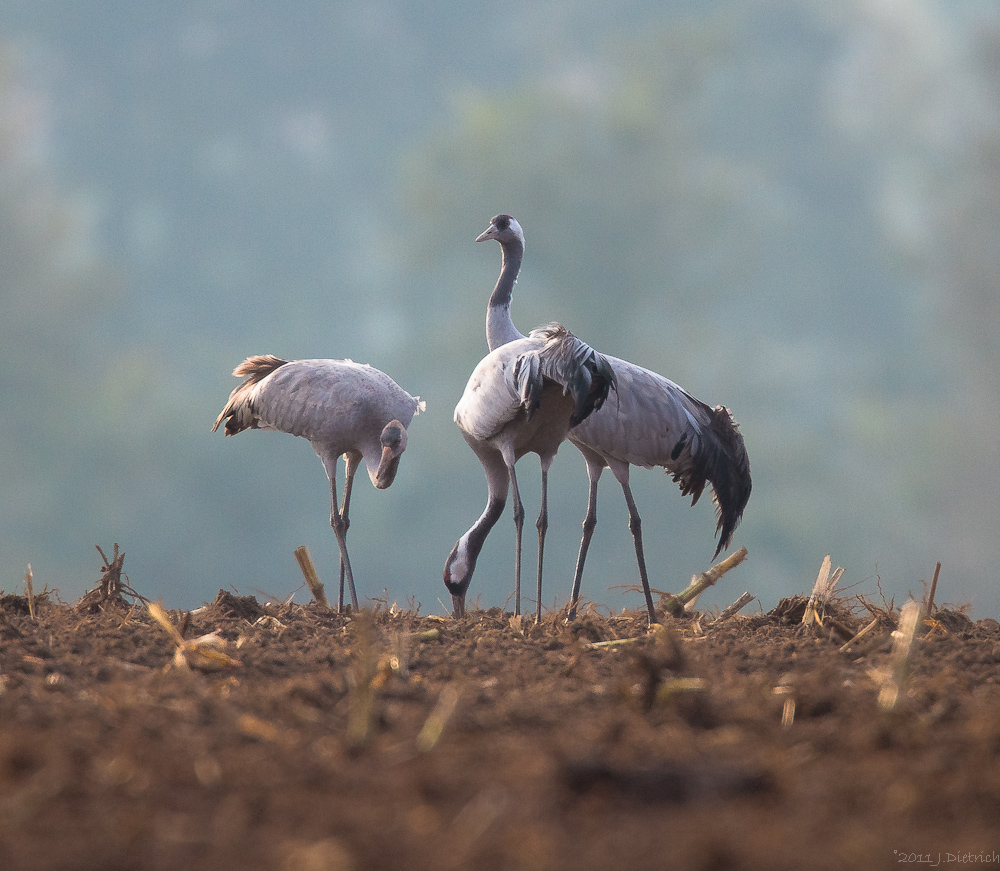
[572,355,713,471]
[453,344,523,441]
[454,326,615,442]
[522,324,615,426]
[214,357,419,445]
[256,360,419,441]
[570,354,751,554]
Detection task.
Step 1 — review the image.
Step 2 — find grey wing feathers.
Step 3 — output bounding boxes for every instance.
[212,355,290,435]
[571,356,751,558]
[522,323,616,426]
[453,349,522,440]
[214,356,419,442]
[454,325,616,441]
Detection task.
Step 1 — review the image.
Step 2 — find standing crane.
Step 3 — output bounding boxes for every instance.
[444,324,615,620]
[474,213,751,625]
[213,354,423,611]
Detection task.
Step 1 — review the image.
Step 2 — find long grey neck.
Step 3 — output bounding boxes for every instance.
[464,493,506,565]
[486,240,526,352]
[465,454,510,563]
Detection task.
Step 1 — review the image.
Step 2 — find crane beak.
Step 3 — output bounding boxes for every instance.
[451,592,466,618]
[475,227,497,243]
[373,446,401,489]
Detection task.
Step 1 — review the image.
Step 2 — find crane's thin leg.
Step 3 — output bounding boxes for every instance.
[534,466,549,624]
[568,475,600,621]
[508,461,524,617]
[329,476,360,612]
[336,455,360,612]
[621,480,657,625]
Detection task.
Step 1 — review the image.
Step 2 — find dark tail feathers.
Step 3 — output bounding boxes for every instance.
[211,354,289,435]
[518,323,616,427]
[670,404,751,560]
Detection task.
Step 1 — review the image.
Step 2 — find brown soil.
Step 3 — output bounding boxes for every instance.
[1,581,999,871]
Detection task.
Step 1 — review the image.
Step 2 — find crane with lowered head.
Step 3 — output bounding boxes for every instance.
[473,213,751,625]
[444,323,615,621]
[213,354,424,611]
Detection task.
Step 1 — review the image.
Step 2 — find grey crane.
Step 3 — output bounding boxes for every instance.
[475,213,751,625]
[212,354,423,611]
[444,323,615,620]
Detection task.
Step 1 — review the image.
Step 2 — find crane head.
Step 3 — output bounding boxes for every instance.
[475,214,524,247]
[443,539,474,618]
[372,420,408,489]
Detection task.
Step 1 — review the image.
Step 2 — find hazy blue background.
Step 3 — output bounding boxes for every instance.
[2,1,998,617]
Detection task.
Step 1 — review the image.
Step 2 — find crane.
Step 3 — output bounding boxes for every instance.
[474,213,751,625]
[212,354,423,611]
[444,324,615,620]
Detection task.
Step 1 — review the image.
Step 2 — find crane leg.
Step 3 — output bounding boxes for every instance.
[534,467,549,623]
[568,476,600,620]
[621,481,657,625]
[336,455,359,612]
[508,462,524,617]
[329,472,360,613]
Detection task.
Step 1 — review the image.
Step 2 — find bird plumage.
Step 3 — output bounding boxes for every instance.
[445,323,615,619]
[456,324,615,442]
[213,354,423,609]
[569,356,750,558]
[473,213,751,624]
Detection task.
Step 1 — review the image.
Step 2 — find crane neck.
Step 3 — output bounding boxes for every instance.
[486,240,526,352]
[466,493,506,562]
[447,448,510,591]
[445,491,506,600]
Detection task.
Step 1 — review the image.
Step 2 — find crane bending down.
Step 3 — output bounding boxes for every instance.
[213,354,424,611]
[475,214,751,625]
[444,324,615,620]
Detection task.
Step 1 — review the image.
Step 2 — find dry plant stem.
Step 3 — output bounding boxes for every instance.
[710,591,756,625]
[96,543,124,595]
[390,631,410,680]
[774,686,796,727]
[147,601,242,672]
[839,618,879,653]
[802,555,844,626]
[87,543,145,610]
[24,565,35,620]
[662,546,749,617]
[782,698,795,728]
[826,567,845,592]
[148,601,186,647]
[585,635,652,650]
[347,613,379,749]
[294,546,329,609]
[926,562,942,614]
[655,677,707,705]
[416,683,461,752]
[878,599,922,711]
[808,555,831,603]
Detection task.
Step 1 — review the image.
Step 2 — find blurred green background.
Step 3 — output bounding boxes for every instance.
[2,1,997,616]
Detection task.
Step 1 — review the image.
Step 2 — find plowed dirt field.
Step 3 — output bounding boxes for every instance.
[1,577,998,870]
